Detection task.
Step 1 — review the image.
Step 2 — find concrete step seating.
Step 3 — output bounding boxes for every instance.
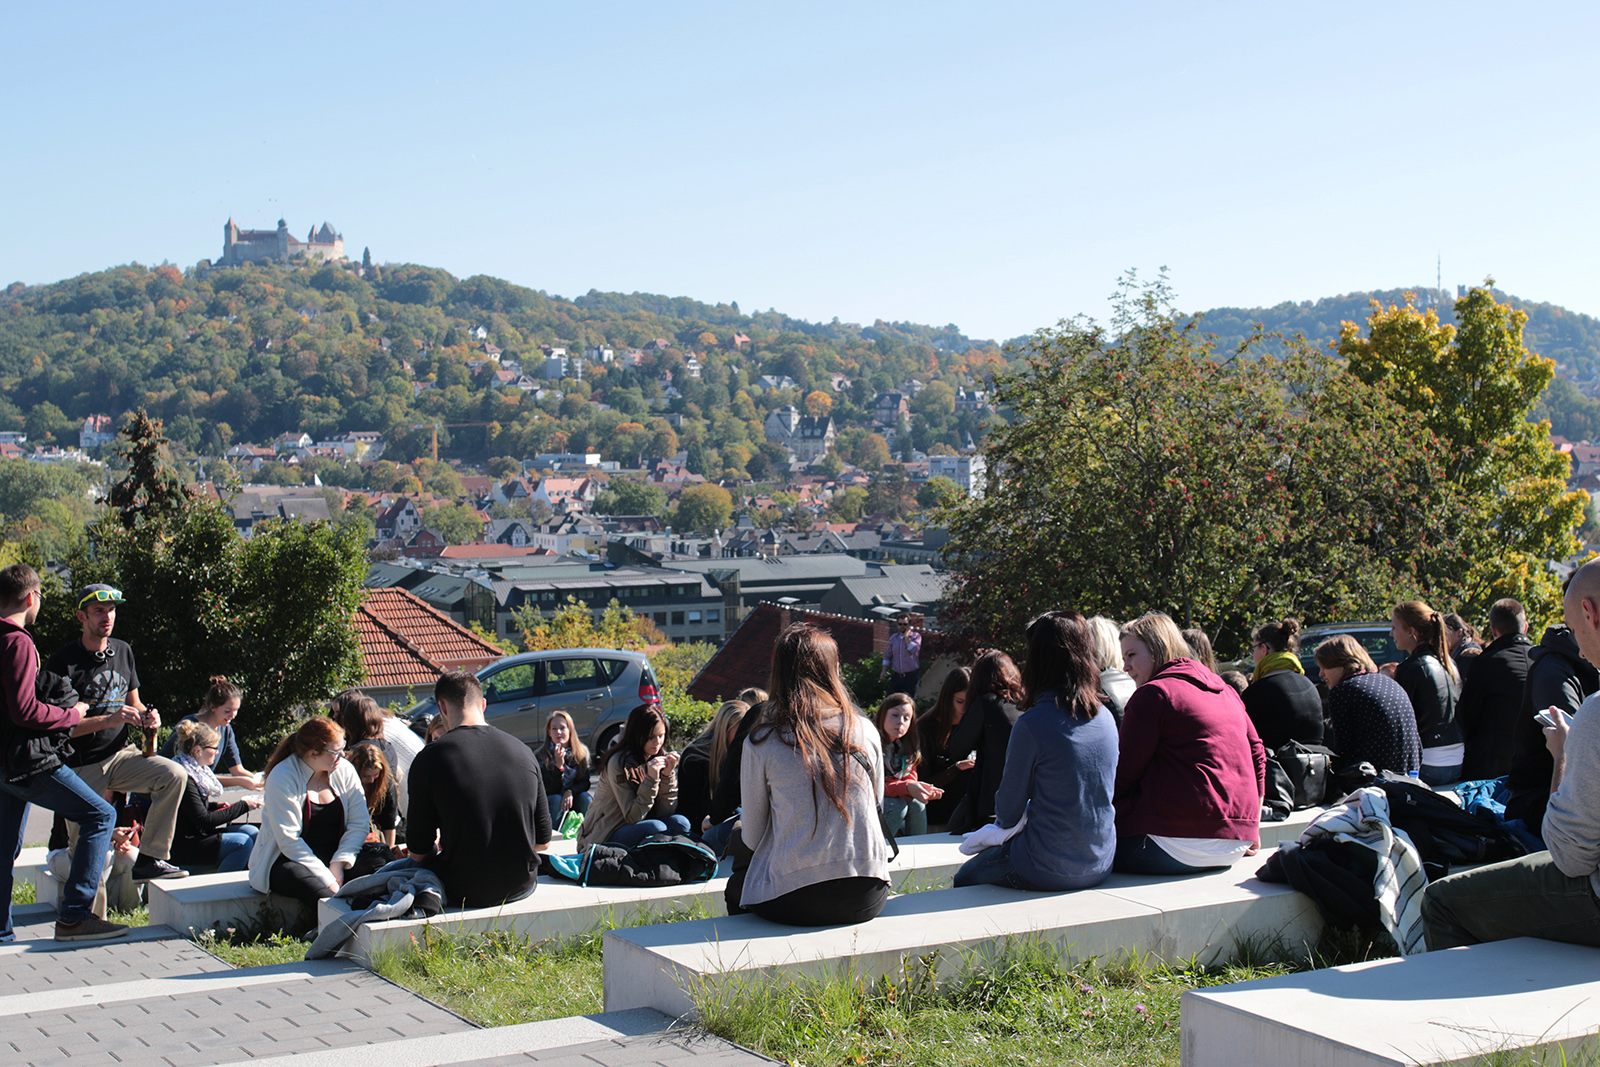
[603,859,1324,1017]
[144,835,593,938]
[315,832,973,963]
[1181,937,1600,1067]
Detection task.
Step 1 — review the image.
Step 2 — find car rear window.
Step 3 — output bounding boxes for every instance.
[598,658,628,684]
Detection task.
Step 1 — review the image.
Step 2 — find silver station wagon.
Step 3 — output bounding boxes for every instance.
[406,648,659,752]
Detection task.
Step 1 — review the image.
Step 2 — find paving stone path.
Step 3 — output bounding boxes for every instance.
[2,900,774,1067]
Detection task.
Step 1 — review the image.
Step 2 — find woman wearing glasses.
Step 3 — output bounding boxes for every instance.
[249,719,373,903]
[168,719,261,872]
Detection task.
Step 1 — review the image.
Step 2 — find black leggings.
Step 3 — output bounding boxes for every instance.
[268,847,387,903]
[748,876,889,927]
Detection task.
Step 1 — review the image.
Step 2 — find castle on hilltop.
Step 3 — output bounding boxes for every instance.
[219,218,345,267]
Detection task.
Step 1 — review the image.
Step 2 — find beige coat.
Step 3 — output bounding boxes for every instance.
[576,755,679,848]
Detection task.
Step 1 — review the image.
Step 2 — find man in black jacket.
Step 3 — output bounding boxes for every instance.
[1505,621,1599,839]
[1457,599,1534,781]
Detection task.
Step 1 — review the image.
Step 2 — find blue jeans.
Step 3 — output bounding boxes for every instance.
[701,813,739,857]
[954,839,1042,890]
[0,766,117,933]
[1419,762,1462,787]
[1113,835,1218,875]
[607,816,692,851]
[216,825,258,873]
[547,791,592,829]
[883,796,928,837]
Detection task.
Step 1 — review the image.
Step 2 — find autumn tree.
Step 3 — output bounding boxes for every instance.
[941,274,1467,654]
[1338,284,1586,624]
[804,390,834,418]
[672,483,734,533]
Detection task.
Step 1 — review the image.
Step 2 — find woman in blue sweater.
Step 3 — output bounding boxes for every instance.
[953,609,1119,891]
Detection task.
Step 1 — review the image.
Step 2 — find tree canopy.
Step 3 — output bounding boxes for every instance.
[941,274,1471,655]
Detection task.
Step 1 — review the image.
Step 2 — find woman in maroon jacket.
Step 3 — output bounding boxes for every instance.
[1115,611,1266,875]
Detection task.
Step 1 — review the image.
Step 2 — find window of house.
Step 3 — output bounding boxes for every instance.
[671,611,685,626]
[654,612,667,625]
[688,611,702,623]
[707,609,721,624]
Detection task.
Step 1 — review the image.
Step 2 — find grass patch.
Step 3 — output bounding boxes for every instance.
[191,927,309,968]
[695,939,1300,1067]
[12,880,36,906]
[368,898,715,1026]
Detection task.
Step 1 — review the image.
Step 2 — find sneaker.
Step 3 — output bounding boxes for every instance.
[131,856,189,881]
[55,916,129,942]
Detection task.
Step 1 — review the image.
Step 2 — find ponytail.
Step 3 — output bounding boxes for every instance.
[1395,600,1456,682]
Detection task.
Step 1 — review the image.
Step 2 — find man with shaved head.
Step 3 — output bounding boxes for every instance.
[1423,561,1600,949]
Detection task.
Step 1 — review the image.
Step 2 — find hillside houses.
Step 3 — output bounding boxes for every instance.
[763,406,835,463]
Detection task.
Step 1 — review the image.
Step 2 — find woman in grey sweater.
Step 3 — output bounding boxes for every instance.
[738,623,891,926]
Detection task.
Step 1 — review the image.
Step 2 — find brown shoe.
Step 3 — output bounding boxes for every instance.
[55,916,130,942]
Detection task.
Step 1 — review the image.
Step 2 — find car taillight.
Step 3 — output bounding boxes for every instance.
[638,681,659,702]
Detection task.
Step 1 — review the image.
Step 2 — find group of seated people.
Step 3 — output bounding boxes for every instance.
[190,572,1592,956]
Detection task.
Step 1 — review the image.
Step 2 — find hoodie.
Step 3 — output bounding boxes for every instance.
[1114,657,1266,842]
[1,617,81,783]
[1505,626,1600,835]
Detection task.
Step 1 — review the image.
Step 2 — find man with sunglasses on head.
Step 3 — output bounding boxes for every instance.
[47,585,189,883]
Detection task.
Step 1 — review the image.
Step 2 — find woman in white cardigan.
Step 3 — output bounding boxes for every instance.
[737,622,890,926]
[249,718,371,901]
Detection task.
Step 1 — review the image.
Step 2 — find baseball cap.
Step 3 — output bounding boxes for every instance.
[76,584,125,610]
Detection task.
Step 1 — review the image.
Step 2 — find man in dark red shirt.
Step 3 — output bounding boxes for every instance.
[0,565,126,942]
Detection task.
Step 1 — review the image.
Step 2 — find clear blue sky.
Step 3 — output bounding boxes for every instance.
[4,2,1595,341]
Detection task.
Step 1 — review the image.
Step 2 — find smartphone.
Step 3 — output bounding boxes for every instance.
[1535,708,1572,730]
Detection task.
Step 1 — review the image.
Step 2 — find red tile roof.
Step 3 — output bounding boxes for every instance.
[687,603,886,704]
[354,587,505,690]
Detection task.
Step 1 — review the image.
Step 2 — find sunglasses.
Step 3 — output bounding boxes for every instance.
[78,588,124,609]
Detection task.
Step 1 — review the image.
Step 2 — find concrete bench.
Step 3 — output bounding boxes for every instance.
[1258,805,1327,848]
[147,871,315,936]
[1181,937,1600,1066]
[603,860,1323,1017]
[317,834,973,964]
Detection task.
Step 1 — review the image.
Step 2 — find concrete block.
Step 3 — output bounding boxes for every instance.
[146,871,303,936]
[602,863,1323,1018]
[602,883,1166,1017]
[1181,937,1600,1066]
[317,836,971,964]
[1096,862,1324,964]
[1257,806,1327,848]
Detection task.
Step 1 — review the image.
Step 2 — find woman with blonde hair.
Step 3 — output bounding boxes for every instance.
[1114,611,1265,874]
[1314,635,1421,776]
[676,699,748,840]
[737,623,890,926]
[1086,616,1136,725]
[168,719,261,872]
[157,676,261,789]
[1391,599,1462,785]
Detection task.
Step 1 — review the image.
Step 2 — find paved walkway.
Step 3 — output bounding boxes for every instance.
[2,901,774,1067]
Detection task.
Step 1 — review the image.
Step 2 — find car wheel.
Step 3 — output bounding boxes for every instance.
[594,724,621,757]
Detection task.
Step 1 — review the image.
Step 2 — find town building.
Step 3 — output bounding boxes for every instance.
[219,218,345,266]
[763,406,836,463]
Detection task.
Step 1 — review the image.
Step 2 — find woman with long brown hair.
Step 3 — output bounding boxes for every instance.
[576,703,690,850]
[1390,599,1462,785]
[941,650,1025,831]
[737,623,890,926]
[917,667,973,826]
[157,676,261,789]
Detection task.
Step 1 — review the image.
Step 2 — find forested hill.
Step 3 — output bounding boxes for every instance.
[1194,286,1600,376]
[0,260,1005,466]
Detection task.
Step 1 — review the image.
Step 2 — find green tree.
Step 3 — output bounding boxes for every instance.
[52,497,369,760]
[917,475,962,510]
[829,486,868,522]
[594,477,668,516]
[1338,284,1587,624]
[672,483,734,533]
[511,596,663,652]
[107,410,188,529]
[422,501,485,545]
[942,274,1465,653]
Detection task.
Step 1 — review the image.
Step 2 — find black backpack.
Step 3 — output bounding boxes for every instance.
[1262,741,1336,820]
[1374,778,1527,878]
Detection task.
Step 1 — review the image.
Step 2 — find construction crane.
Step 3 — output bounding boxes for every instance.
[410,421,499,462]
